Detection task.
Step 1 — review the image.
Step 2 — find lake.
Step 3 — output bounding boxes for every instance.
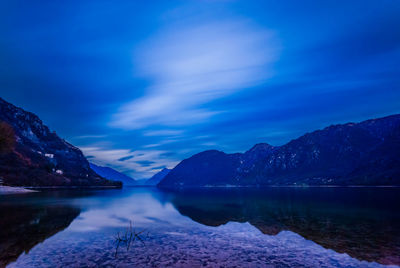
[1,187,399,267]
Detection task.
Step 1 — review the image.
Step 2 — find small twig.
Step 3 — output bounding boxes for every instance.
[113,220,148,257]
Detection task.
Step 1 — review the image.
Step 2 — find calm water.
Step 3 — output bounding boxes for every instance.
[0,187,399,267]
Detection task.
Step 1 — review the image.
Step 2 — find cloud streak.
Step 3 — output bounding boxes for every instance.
[81,146,179,179]
[110,20,280,129]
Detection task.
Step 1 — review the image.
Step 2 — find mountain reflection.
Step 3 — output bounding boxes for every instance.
[0,193,81,267]
[165,188,400,265]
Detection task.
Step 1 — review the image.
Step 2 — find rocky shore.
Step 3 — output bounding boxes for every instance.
[0,186,36,195]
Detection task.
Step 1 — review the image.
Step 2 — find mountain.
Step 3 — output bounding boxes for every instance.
[0,97,121,187]
[145,168,171,185]
[158,114,400,187]
[159,150,241,188]
[90,163,136,186]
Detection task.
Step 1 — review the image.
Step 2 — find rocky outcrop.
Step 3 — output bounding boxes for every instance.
[0,97,121,187]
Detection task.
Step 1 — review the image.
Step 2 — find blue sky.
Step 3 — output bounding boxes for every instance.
[1,0,399,179]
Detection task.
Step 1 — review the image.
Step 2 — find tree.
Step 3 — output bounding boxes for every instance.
[0,121,15,153]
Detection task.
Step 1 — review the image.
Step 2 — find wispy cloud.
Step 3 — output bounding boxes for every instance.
[74,135,107,139]
[143,130,183,136]
[81,146,179,179]
[135,160,155,167]
[142,143,162,148]
[110,19,279,129]
[141,138,178,149]
[118,155,134,162]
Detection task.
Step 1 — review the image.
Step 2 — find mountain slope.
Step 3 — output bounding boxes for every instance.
[159,150,242,187]
[0,97,121,187]
[145,168,171,185]
[159,114,400,187]
[90,163,136,186]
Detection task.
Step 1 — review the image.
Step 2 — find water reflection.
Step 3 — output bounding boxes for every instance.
[165,188,400,265]
[1,188,399,267]
[0,192,81,267]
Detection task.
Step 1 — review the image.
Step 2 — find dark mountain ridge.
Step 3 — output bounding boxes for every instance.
[159,114,400,187]
[0,97,120,187]
[145,168,171,185]
[90,163,136,186]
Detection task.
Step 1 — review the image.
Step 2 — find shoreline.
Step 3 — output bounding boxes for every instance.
[158,185,400,190]
[0,185,122,194]
[0,186,37,195]
[1,184,398,195]
[24,185,122,189]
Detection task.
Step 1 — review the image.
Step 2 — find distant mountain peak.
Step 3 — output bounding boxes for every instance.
[89,163,136,186]
[145,168,171,186]
[246,143,275,153]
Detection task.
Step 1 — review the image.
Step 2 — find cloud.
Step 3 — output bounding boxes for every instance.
[143,130,183,136]
[159,152,176,157]
[74,135,107,139]
[201,142,218,147]
[135,160,155,167]
[80,146,179,179]
[151,166,166,170]
[118,155,134,162]
[110,19,279,129]
[142,143,163,148]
